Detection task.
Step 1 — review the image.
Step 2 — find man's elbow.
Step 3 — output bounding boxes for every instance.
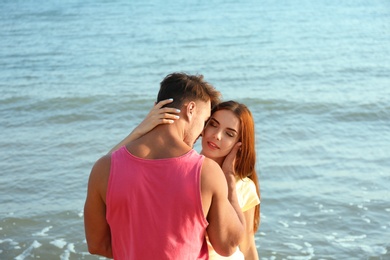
[214,240,241,257]
[215,230,245,257]
[87,243,113,258]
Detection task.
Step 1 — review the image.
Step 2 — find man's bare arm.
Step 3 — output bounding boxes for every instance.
[84,155,113,258]
[202,158,245,257]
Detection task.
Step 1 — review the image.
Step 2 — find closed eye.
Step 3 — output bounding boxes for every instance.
[226,131,235,137]
[208,118,219,127]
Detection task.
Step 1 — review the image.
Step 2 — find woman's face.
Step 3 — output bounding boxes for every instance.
[201,109,240,163]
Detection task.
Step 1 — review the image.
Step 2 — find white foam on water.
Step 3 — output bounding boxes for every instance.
[15,240,41,260]
[286,255,313,260]
[385,208,390,212]
[332,239,387,257]
[60,250,70,260]
[301,246,314,256]
[78,210,83,218]
[67,243,76,253]
[50,238,67,249]
[360,245,387,256]
[0,238,19,247]
[0,238,12,244]
[290,235,304,239]
[325,235,335,241]
[284,243,303,251]
[294,212,301,217]
[284,241,315,260]
[336,234,366,243]
[315,203,334,213]
[32,226,53,237]
[304,242,312,248]
[278,221,289,228]
[327,233,371,254]
[293,221,307,225]
[58,242,77,260]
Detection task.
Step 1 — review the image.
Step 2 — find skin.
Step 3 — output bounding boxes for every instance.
[108,99,260,259]
[201,110,241,166]
[84,99,245,258]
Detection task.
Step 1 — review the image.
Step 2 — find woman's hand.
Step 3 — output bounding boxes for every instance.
[134,98,180,136]
[221,142,242,177]
[109,99,180,153]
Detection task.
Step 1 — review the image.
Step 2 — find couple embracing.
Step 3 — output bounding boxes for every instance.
[84,72,260,260]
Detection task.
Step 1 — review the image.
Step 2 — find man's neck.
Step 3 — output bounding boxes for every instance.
[126,124,192,159]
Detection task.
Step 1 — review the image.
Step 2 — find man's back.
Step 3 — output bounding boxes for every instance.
[106,146,208,259]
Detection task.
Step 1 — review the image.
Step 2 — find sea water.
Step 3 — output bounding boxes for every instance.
[1,0,389,259]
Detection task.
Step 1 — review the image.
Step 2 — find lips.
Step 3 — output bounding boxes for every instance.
[207,141,220,149]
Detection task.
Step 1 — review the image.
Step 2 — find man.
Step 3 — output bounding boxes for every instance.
[84,73,245,259]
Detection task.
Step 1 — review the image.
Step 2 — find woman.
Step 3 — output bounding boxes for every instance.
[110,99,260,259]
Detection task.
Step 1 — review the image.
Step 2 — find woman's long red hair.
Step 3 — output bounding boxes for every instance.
[211,101,261,232]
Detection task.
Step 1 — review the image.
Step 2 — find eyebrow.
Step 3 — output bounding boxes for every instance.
[210,118,238,133]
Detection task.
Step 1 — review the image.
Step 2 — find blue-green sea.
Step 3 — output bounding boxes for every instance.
[1,0,390,259]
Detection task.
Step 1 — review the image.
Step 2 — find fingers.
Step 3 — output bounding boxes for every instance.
[161,112,180,120]
[231,142,242,156]
[154,98,174,108]
[157,113,179,124]
[159,107,181,115]
[149,99,180,125]
[222,142,242,174]
[153,99,180,115]
[155,99,180,118]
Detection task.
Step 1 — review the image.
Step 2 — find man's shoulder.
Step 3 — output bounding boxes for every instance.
[91,154,112,178]
[201,157,219,168]
[200,158,224,180]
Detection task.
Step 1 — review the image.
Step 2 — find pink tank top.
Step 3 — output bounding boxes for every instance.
[106,146,209,260]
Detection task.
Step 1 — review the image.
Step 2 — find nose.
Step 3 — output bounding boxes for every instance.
[213,130,222,141]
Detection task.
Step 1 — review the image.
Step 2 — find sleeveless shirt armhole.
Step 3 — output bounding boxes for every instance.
[106,147,119,220]
[196,155,209,227]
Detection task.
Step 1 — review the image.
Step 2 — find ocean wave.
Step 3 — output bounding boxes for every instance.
[241,97,390,122]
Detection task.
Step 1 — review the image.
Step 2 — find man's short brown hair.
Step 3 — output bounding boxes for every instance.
[157,73,221,109]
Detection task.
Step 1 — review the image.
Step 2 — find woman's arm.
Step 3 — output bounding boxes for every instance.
[221,143,259,259]
[108,99,180,153]
[239,207,259,260]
